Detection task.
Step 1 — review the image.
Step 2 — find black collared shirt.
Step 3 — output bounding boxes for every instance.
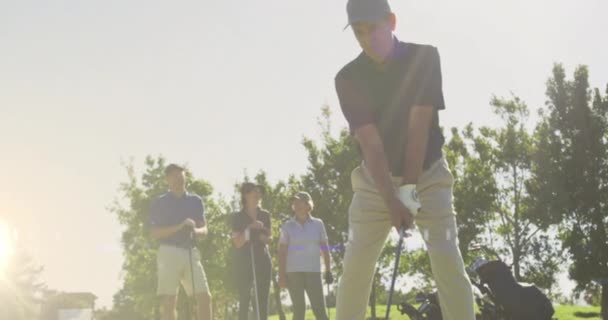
[232,209,272,261]
[335,39,445,174]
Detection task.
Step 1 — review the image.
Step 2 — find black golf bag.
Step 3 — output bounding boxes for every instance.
[475,260,554,320]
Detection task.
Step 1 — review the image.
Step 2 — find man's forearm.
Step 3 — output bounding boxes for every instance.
[194,225,208,237]
[402,108,433,184]
[362,143,398,205]
[402,131,429,184]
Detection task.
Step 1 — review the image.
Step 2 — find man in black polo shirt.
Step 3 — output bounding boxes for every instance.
[334,0,475,319]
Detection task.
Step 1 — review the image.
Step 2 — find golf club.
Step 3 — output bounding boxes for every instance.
[385,228,406,320]
[326,280,331,320]
[250,236,261,320]
[272,273,286,320]
[188,229,199,320]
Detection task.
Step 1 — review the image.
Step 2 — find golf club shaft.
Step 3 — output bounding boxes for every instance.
[250,243,261,320]
[385,232,404,320]
[189,230,199,320]
[326,281,331,320]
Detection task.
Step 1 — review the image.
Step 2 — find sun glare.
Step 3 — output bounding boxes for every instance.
[0,221,13,275]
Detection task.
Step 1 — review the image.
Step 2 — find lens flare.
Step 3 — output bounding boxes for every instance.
[0,221,13,275]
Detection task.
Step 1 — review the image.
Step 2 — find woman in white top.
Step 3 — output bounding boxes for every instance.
[278,191,333,320]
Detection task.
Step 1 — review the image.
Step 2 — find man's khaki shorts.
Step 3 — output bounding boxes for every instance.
[156,244,209,296]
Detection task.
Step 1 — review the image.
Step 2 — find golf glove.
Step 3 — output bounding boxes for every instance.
[398,184,421,216]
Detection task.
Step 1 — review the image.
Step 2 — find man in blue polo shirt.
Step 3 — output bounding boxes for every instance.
[149,164,211,320]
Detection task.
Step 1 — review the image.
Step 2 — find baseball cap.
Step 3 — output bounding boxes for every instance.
[345,0,392,29]
[293,191,314,209]
[240,182,266,195]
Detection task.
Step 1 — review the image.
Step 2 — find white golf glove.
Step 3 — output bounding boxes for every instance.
[244,228,250,241]
[398,184,421,216]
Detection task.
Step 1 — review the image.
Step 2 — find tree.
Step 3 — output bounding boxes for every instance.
[399,94,565,293]
[535,64,608,317]
[299,105,360,272]
[449,95,562,291]
[445,124,500,260]
[486,95,563,284]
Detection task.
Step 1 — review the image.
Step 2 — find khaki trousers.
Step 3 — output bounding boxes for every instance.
[335,157,475,320]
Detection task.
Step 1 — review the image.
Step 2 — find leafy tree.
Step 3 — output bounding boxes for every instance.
[299,105,360,272]
[534,64,608,317]
[485,95,562,284]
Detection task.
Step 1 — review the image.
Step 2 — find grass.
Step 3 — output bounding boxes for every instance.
[553,305,602,320]
[268,305,602,320]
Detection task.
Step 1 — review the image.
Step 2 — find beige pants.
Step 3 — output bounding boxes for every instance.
[156,245,209,296]
[335,157,475,320]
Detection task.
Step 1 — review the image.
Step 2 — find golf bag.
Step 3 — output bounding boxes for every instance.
[474,260,554,320]
[398,291,443,320]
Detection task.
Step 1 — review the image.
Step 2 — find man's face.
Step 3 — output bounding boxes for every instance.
[166,170,186,191]
[351,14,395,63]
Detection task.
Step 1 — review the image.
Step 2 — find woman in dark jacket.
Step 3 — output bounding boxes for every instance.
[231,182,272,320]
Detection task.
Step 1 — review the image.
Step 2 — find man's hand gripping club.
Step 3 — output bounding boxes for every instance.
[388,184,421,234]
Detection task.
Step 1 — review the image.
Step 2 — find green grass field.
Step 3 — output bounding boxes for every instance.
[268,305,602,320]
[553,305,602,320]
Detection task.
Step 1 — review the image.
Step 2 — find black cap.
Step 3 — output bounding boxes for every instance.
[345,0,391,29]
[240,182,266,195]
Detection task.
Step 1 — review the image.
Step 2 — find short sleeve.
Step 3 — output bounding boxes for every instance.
[148,198,164,228]
[319,221,329,243]
[196,197,206,223]
[335,72,375,133]
[262,211,272,230]
[279,224,289,245]
[231,213,243,232]
[413,46,445,110]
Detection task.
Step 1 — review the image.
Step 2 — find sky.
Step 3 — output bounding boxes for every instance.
[1,0,607,308]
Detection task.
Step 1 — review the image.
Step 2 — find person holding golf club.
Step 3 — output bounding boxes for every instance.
[334,0,475,319]
[278,191,332,320]
[148,164,212,320]
[232,182,272,320]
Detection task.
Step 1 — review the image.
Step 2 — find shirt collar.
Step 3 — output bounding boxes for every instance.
[241,207,262,219]
[291,215,312,225]
[167,191,189,199]
[361,37,407,69]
